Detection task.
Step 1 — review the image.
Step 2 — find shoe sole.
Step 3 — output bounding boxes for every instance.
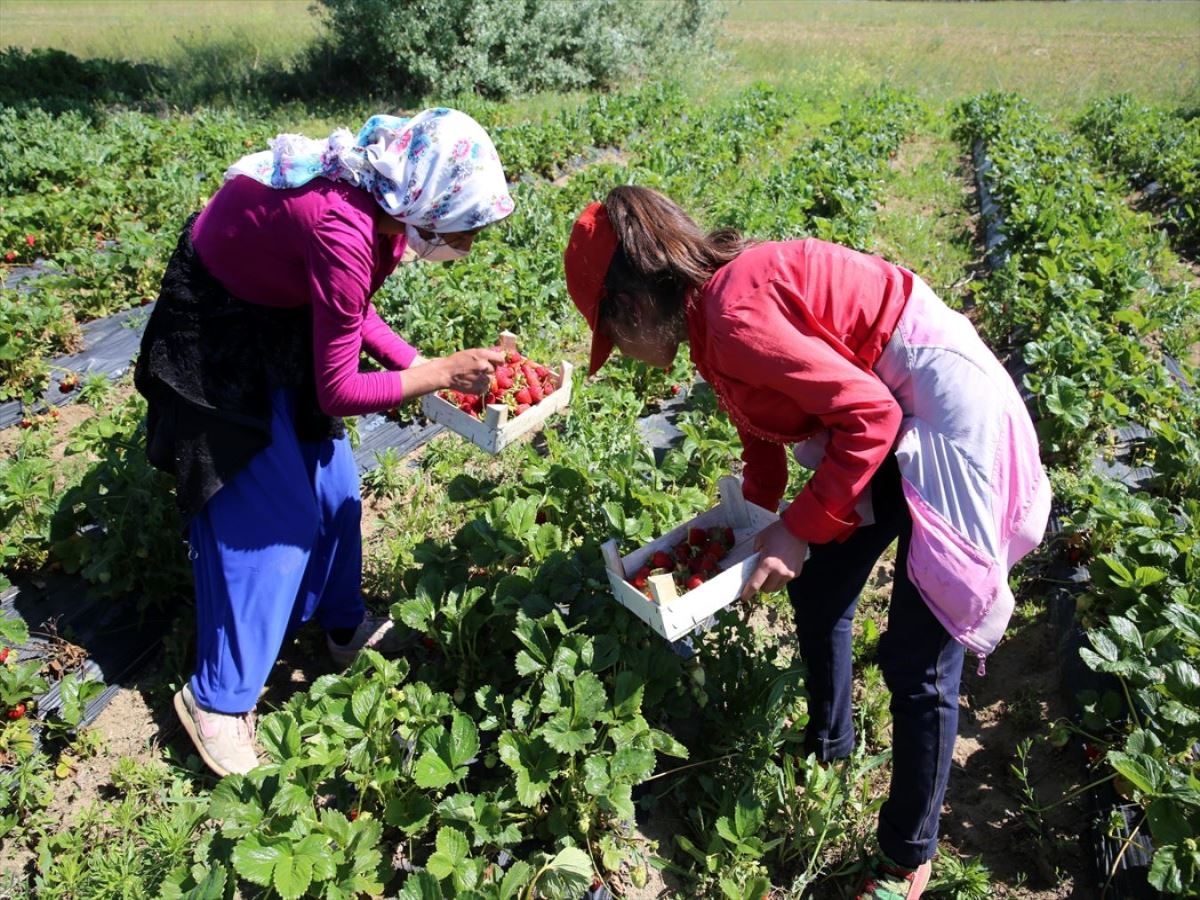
[174,689,233,779]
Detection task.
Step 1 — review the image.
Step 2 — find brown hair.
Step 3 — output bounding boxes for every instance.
[598,186,748,346]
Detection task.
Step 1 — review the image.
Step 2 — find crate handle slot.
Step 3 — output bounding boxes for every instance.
[498,330,519,353]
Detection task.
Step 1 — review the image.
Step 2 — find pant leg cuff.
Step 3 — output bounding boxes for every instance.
[877,813,936,869]
[807,728,856,762]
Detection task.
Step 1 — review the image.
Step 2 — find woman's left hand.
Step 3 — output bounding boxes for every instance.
[741,520,808,600]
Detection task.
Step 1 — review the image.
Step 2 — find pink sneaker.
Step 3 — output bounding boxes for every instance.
[174,683,259,777]
[327,614,410,668]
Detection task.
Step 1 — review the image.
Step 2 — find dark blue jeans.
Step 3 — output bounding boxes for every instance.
[787,455,964,868]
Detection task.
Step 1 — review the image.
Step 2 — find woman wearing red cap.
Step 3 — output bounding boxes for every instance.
[564,186,1050,899]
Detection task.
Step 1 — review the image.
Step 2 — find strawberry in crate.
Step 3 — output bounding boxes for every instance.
[439,346,559,419]
[627,525,737,599]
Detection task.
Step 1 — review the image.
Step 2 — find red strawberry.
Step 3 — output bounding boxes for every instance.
[651,550,674,569]
[674,543,690,563]
[3,251,14,263]
[630,566,651,589]
[0,647,9,663]
[25,235,35,247]
[523,367,544,403]
[495,366,514,390]
[514,387,532,406]
[19,418,32,429]
[688,556,706,575]
[688,527,707,547]
[7,703,25,720]
[670,384,682,396]
[505,351,522,366]
[541,377,556,396]
[534,365,550,379]
[685,575,704,590]
[421,635,436,650]
[704,541,726,561]
[514,403,530,415]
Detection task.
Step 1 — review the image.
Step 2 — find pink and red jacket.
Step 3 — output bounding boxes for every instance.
[688,239,1051,659]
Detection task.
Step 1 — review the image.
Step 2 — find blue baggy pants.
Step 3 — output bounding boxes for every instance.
[787,455,965,868]
[188,389,364,713]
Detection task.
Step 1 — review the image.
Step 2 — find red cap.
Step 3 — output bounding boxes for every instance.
[564,202,619,375]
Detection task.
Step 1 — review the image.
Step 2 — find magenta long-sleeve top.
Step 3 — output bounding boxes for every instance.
[191,175,418,417]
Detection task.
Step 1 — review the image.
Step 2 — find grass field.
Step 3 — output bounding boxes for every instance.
[721,0,1200,112]
[2,0,1198,113]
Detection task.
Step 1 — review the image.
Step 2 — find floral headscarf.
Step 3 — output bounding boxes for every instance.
[225,108,515,232]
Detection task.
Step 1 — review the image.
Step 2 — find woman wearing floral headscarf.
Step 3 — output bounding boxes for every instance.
[135,108,514,777]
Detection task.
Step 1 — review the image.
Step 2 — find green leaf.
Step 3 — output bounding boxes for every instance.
[610,671,645,720]
[571,671,607,723]
[272,850,313,900]
[449,711,480,768]
[1108,751,1161,795]
[385,792,435,835]
[733,794,764,839]
[1147,844,1183,894]
[498,861,533,900]
[1163,661,1200,704]
[1108,615,1143,650]
[1146,798,1192,847]
[532,846,592,899]
[498,732,556,807]
[231,834,282,887]
[542,715,596,754]
[513,615,553,675]
[397,595,435,632]
[181,865,228,900]
[208,777,263,836]
[648,727,689,759]
[609,747,655,783]
[351,683,382,726]
[583,755,609,796]
[269,782,313,817]
[427,827,470,880]
[258,712,301,761]
[396,871,445,899]
[413,750,457,790]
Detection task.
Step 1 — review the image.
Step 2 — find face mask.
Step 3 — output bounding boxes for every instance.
[405,224,469,262]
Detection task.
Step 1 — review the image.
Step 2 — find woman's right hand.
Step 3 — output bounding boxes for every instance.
[439,348,507,394]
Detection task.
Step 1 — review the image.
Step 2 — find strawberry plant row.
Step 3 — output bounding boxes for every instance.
[1076,95,1200,252]
[957,92,1200,895]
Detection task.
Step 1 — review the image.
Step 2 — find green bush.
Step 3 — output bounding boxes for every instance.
[309,0,723,99]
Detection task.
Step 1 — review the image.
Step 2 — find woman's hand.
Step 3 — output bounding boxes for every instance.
[398,348,504,400]
[439,348,506,394]
[741,520,808,600]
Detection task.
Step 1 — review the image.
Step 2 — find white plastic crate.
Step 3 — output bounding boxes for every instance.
[602,476,779,642]
[419,331,574,455]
